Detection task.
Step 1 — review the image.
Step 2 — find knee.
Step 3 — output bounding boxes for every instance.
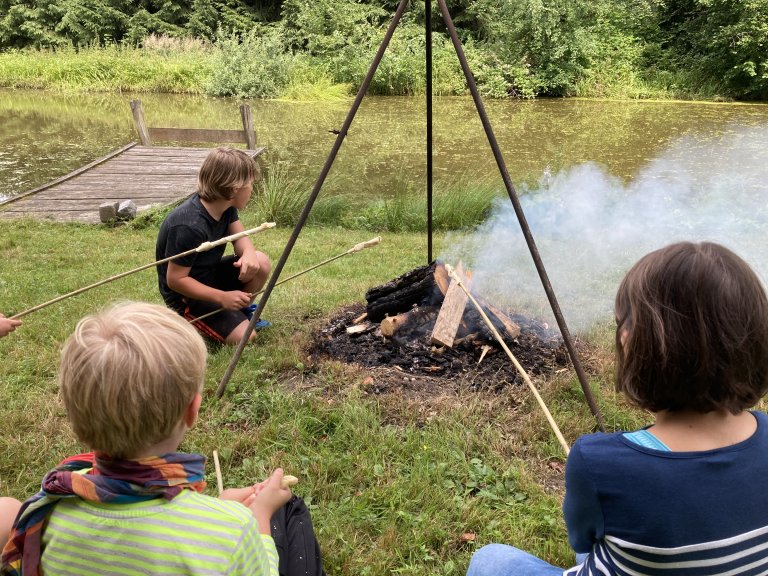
[0,497,22,543]
[467,544,515,576]
[258,252,271,277]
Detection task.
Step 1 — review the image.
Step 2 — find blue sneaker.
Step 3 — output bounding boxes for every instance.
[241,304,271,330]
[241,303,258,320]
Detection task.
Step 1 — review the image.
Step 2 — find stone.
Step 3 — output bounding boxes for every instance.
[117,200,137,220]
[99,201,119,223]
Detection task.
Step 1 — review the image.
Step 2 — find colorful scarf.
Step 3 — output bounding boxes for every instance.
[1,452,206,576]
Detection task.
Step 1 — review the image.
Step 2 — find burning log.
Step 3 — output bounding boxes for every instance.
[466,301,521,343]
[365,261,521,348]
[365,262,448,322]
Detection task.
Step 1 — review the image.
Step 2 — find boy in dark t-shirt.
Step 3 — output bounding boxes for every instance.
[156,147,271,344]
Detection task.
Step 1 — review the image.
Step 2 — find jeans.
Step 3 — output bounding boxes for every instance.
[466,544,586,576]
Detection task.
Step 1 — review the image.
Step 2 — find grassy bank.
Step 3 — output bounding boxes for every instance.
[0,211,646,574]
[0,39,727,101]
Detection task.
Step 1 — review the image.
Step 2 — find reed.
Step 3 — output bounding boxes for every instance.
[352,178,500,232]
[252,161,349,227]
[0,44,212,93]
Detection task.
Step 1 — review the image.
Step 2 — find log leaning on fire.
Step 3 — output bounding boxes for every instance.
[365,261,521,346]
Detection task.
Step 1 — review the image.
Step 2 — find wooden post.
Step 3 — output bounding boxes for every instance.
[240,104,256,150]
[130,100,151,146]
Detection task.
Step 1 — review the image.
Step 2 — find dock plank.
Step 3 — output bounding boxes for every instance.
[0,144,264,223]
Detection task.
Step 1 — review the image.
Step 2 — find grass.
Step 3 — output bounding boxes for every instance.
[0,44,213,93]
[0,37,737,102]
[250,160,503,233]
[0,212,640,574]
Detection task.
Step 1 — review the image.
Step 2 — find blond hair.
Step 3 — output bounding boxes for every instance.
[59,302,207,458]
[197,147,258,201]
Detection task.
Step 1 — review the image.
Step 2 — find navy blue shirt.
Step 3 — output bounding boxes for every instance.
[563,411,768,575]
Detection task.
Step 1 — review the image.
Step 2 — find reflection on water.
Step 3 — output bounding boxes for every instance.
[2,89,767,203]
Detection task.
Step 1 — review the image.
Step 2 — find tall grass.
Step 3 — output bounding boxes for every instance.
[252,160,500,232]
[252,160,349,226]
[0,43,212,93]
[351,177,501,232]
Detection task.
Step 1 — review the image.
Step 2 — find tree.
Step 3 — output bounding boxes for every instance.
[658,0,768,98]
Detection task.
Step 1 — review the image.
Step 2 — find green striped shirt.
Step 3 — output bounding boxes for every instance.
[40,490,279,575]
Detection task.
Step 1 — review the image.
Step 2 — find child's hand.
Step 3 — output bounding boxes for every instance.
[218,290,252,310]
[0,314,21,338]
[219,486,257,508]
[233,254,261,283]
[248,468,292,535]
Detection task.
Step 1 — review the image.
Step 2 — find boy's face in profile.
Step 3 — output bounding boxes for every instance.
[231,179,254,210]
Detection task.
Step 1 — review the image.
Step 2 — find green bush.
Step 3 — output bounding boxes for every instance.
[208,28,296,98]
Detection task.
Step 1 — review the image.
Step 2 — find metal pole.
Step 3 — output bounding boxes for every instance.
[436,0,605,431]
[426,0,434,263]
[216,0,411,398]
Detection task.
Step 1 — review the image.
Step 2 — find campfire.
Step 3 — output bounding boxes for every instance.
[310,262,570,393]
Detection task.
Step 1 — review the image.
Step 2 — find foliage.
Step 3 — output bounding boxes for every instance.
[208,27,297,98]
[1,0,767,99]
[656,0,768,99]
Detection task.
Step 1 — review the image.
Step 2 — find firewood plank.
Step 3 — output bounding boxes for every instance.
[430,263,469,348]
[483,301,521,340]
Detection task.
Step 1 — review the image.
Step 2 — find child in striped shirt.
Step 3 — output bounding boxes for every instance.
[467,241,768,576]
[1,302,291,575]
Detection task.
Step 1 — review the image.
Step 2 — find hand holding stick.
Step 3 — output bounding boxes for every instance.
[214,449,299,497]
[10,223,277,319]
[190,236,382,325]
[445,264,571,456]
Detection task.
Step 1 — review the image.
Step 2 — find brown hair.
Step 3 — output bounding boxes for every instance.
[197,147,258,202]
[615,241,768,413]
[59,302,207,458]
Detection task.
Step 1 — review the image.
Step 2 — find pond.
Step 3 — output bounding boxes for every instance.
[2,89,767,330]
[3,89,767,200]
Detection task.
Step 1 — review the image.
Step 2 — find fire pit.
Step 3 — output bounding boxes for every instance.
[309,262,570,394]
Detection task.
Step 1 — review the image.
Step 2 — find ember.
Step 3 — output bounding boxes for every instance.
[309,262,571,393]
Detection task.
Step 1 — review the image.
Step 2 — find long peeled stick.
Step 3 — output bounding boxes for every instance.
[11,222,276,319]
[445,264,570,456]
[190,236,382,325]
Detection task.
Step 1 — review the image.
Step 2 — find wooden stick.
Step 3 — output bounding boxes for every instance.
[190,236,382,325]
[10,222,276,319]
[445,264,571,456]
[213,450,224,495]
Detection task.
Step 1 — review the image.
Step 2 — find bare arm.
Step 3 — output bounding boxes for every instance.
[166,262,251,310]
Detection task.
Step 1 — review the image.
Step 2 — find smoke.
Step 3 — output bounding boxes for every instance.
[440,124,768,334]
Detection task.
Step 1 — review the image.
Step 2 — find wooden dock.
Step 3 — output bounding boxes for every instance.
[0,143,265,224]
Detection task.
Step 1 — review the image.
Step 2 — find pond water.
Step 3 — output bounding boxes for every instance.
[3,89,767,200]
[2,89,767,330]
